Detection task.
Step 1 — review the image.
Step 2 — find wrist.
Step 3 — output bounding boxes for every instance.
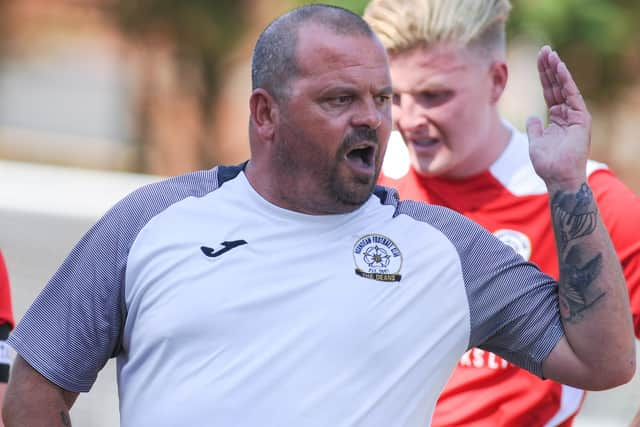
[545,176,588,194]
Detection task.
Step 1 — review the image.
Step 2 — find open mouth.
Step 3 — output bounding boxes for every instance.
[345,144,376,172]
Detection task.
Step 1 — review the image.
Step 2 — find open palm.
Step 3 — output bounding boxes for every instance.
[526,46,591,190]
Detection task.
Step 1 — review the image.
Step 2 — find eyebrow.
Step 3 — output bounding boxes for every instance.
[320,84,392,96]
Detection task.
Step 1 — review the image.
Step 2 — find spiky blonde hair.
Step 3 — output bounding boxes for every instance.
[364,0,511,57]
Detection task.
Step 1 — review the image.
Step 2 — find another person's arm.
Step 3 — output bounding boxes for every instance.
[0,385,5,427]
[528,46,635,389]
[0,323,12,427]
[0,251,14,427]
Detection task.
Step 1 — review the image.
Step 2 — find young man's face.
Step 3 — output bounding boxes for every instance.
[272,24,393,214]
[390,44,503,179]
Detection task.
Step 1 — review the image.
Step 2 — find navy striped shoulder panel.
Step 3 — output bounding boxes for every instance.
[7,163,246,393]
[372,184,563,377]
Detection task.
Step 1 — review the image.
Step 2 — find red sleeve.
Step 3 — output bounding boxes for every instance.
[589,170,640,338]
[0,250,15,329]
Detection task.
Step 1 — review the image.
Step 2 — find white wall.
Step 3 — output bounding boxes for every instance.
[0,160,638,426]
[0,160,158,426]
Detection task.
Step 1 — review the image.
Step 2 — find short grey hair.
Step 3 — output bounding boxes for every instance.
[251,4,375,102]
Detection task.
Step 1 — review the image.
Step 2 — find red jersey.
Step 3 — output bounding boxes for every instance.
[379,127,640,427]
[0,250,14,328]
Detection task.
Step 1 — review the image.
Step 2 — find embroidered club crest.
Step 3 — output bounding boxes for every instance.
[353,234,403,282]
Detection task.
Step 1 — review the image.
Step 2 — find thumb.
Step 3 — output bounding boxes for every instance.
[525,116,543,142]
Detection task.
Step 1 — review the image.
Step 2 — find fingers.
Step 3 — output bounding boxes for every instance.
[538,46,562,107]
[537,46,587,114]
[556,62,587,112]
[538,46,559,108]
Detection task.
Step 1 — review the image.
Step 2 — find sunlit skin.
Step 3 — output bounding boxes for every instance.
[390,44,511,179]
[246,24,393,215]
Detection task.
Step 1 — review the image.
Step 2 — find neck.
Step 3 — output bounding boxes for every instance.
[244,160,362,215]
[484,117,512,168]
[244,160,288,210]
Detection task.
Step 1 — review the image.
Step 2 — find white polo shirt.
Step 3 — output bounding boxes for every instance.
[9,164,563,427]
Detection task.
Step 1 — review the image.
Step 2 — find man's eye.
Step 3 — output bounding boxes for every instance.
[333,95,353,105]
[420,91,450,102]
[376,95,391,105]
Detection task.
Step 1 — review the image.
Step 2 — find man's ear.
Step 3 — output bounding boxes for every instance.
[250,89,278,141]
[489,60,508,104]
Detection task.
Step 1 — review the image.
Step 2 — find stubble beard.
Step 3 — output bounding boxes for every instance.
[328,151,378,210]
[273,127,380,214]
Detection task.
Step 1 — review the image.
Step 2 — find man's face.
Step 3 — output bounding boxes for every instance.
[273,25,393,214]
[390,45,498,178]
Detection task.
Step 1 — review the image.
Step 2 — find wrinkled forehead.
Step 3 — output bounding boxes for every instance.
[294,24,390,80]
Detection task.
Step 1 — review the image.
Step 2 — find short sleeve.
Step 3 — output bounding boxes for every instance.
[7,167,223,392]
[399,201,564,377]
[7,200,135,392]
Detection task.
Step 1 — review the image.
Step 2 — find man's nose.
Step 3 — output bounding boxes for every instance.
[395,95,429,132]
[353,99,383,129]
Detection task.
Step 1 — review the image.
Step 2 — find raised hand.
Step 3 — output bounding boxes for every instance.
[526,46,591,191]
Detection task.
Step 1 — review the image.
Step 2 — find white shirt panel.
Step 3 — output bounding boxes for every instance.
[9,165,563,427]
[120,173,471,427]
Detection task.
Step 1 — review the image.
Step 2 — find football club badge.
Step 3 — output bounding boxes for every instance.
[353,234,403,282]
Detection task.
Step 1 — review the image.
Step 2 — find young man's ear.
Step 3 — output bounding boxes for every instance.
[489,61,508,104]
[250,89,279,142]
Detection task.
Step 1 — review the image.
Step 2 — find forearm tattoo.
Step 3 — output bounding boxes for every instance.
[551,183,605,322]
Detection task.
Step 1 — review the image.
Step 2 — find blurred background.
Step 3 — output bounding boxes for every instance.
[0,0,638,425]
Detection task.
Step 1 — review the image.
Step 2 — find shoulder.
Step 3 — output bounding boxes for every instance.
[373,184,487,242]
[76,164,245,260]
[588,164,640,224]
[109,164,243,224]
[585,163,638,205]
[119,165,240,208]
[491,125,613,197]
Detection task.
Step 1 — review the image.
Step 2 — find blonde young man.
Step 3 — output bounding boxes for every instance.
[365,0,640,426]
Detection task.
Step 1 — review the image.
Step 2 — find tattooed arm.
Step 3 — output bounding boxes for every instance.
[2,356,78,427]
[526,46,635,390]
[541,182,635,389]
